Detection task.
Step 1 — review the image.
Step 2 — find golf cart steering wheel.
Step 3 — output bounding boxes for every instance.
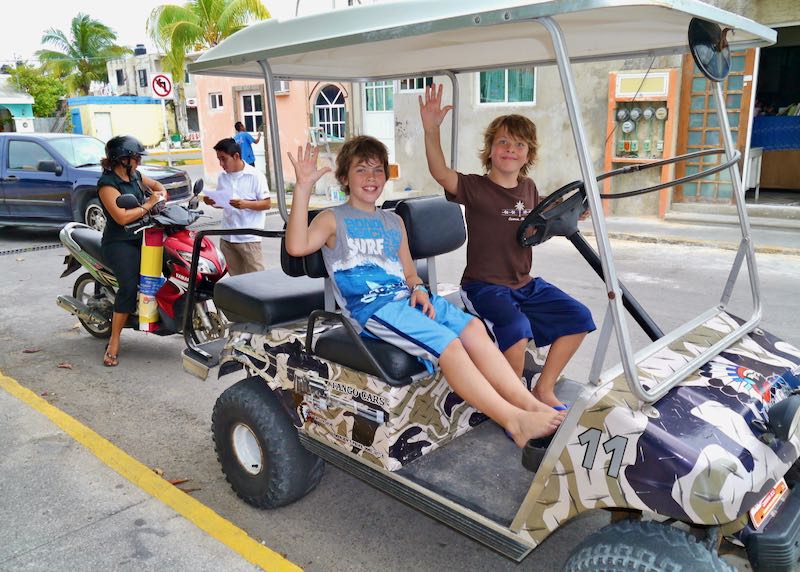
[517,181,587,247]
[517,146,742,248]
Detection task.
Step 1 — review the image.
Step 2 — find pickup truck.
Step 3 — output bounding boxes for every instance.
[0,133,191,230]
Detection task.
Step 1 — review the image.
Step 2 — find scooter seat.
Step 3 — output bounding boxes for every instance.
[214,269,325,326]
[71,227,105,264]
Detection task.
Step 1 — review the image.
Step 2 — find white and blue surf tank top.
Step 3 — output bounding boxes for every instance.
[321,203,409,332]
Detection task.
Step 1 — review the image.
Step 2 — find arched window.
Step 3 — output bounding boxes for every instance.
[315,85,345,141]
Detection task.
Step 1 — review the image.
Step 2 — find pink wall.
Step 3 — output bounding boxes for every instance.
[195,75,317,186]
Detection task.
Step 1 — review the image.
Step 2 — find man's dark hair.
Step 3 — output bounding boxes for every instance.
[234,121,245,131]
[214,138,241,157]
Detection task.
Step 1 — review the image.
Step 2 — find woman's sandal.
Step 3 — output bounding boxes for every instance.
[103,345,119,367]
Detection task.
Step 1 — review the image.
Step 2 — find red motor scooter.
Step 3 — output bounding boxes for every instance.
[56,181,228,343]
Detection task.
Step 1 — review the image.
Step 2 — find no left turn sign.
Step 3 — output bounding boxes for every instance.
[152,74,173,99]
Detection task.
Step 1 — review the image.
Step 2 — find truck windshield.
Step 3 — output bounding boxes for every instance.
[50,137,106,168]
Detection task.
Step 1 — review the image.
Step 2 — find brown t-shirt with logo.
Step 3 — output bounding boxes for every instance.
[447,172,539,289]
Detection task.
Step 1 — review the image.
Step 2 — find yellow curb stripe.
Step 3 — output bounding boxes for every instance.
[0,372,301,572]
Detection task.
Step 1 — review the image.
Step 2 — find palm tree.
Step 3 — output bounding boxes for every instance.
[36,13,130,95]
[148,0,270,136]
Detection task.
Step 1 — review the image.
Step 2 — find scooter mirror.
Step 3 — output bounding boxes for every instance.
[116,194,140,209]
[188,196,200,209]
[193,179,204,195]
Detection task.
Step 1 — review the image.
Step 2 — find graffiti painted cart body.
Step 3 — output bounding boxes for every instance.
[186,2,800,570]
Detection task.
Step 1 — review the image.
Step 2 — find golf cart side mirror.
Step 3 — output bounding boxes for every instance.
[116,194,140,209]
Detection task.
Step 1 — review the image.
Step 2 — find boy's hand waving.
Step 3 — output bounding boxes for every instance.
[287,143,332,196]
[419,83,453,132]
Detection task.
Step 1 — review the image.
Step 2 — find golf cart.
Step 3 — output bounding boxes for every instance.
[184,1,800,569]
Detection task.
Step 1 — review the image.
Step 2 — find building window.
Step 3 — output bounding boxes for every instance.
[365,81,393,112]
[398,77,433,92]
[115,69,124,86]
[240,92,263,132]
[209,93,223,109]
[315,85,345,141]
[137,69,148,88]
[478,68,535,104]
[184,69,190,84]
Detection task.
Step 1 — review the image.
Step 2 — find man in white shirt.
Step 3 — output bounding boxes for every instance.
[203,138,271,275]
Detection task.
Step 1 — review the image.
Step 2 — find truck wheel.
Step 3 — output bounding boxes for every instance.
[73,273,112,338]
[212,376,324,508]
[83,199,107,232]
[564,520,734,571]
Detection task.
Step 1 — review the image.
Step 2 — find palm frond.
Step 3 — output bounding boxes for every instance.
[217,0,269,42]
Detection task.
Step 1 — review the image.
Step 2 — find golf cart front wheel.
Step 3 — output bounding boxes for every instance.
[212,376,324,508]
[564,520,734,571]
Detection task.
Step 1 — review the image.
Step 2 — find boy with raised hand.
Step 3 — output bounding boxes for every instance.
[203,138,271,275]
[286,136,563,447]
[420,83,595,410]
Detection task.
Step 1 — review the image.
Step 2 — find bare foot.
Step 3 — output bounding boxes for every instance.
[523,393,561,414]
[532,386,566,409]
[506,410,564,448]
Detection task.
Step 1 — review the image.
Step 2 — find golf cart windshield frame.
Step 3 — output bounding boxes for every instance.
[189,0,775,403]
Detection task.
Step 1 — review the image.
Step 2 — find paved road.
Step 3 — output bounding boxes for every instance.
[1,218,798,570]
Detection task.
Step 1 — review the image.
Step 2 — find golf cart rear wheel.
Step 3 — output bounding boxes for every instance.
[212,376,324,508]
[564,520,734,571]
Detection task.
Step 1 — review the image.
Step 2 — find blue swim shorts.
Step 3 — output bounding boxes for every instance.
[460,278,595,351]
[363,294,476,372]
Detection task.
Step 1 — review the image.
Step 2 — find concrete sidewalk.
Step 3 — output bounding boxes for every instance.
[0,375,298,572]
[579,215,800,256]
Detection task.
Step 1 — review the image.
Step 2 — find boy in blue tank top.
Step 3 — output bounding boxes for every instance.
[286,135,563,447]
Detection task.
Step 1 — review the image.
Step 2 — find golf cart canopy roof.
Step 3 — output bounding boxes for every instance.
[189,0,775,81]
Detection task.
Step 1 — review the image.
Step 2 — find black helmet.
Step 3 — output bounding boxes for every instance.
[105,135,147,162]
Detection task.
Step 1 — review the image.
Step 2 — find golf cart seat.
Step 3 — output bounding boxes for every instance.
[310,196,466,386]
[213,271,325,326]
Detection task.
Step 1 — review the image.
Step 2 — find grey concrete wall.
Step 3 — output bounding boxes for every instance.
[393,55,681,217]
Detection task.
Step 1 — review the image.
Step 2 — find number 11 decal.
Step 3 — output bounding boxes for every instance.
[578,428,629,479]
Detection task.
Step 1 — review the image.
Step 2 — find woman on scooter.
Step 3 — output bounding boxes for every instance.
[97,135,167,367]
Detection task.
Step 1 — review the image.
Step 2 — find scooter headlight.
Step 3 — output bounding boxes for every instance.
[768,395,800,442]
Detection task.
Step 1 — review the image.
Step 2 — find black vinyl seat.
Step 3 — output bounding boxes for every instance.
[312,291,465,387]
[72,227,105,264]
[314,327,427,386]
[214,270,324,326]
